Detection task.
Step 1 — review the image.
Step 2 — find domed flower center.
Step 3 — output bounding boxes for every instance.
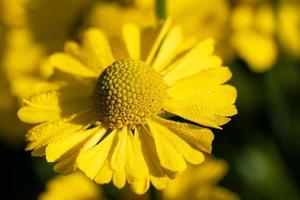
[93,59,167,128]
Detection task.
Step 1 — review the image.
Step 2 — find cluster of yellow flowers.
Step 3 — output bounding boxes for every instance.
[38,159,239,200]
[230,0,300,72]
[0,0,299,199]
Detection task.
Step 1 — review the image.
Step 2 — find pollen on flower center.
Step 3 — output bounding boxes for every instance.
[93,59,167,128]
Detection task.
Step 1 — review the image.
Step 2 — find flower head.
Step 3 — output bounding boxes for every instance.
[93,59,167,128]
[18,20,237,194]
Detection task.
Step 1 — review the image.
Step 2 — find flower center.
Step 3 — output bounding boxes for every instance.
[93,59,167,128]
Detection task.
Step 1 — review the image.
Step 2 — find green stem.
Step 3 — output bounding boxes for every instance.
[264,70,290,148]
[156,0,166,20]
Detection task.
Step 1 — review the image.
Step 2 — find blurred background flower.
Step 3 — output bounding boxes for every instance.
[229,0,277,72]
[162,158,239,200]
[278,0,300,58]
[0,0,300,199]
[0,0,95,145]
[38,172,103,200]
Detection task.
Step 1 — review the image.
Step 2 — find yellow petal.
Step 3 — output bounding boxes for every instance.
[49,53,97,77]
[18,93,61,124]
[150,176,168,190]
[152,117,214,153]
[26,111,95,151]
[168,84,237,108]
[81,128,108,151]
[112,169,126,189]
[167,67,232,98]
[77,130,116,179]
[111,127,128,189]
[18,89,91,124]
[46,127,105,162]
[130,177,150,195]
[165,85,237,128]
[146,120,187,172]
[152,26,183,72]
[139,126,168,190]
[110,37,129,60]
[126,129,149,194]
[10,76,61,99]
[146,18,172,65]
[53,153,78,174]
[110,127,128,170]
[165,101,233,129]
[126,129,148,181]
[122,23,141,60]
[148,119,204,165]
[31,146,46,157]
[163,38,222,85]
[81,28,115,72]
[95,159,113,184]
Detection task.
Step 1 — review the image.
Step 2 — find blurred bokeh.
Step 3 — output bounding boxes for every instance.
[0,0,299,199]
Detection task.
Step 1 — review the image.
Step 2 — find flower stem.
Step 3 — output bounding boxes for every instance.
[156,0,166,20]
[263,70,290,148]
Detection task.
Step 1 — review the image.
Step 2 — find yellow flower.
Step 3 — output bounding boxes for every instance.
[86,1,156,38]
[38,172,102,200]
[162,158,240,200]
[37,160,239,200]
[230,3,277,72]
[1,0,90,50]
[167,0,229,42]
[0,0,92,99]
[18,21,237,194]
[2,29,45,79]
[278,1,300,58]
[0,4,28,145]
[1,28,62,99]
[0,0,28,27]
[86,0,229,54]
